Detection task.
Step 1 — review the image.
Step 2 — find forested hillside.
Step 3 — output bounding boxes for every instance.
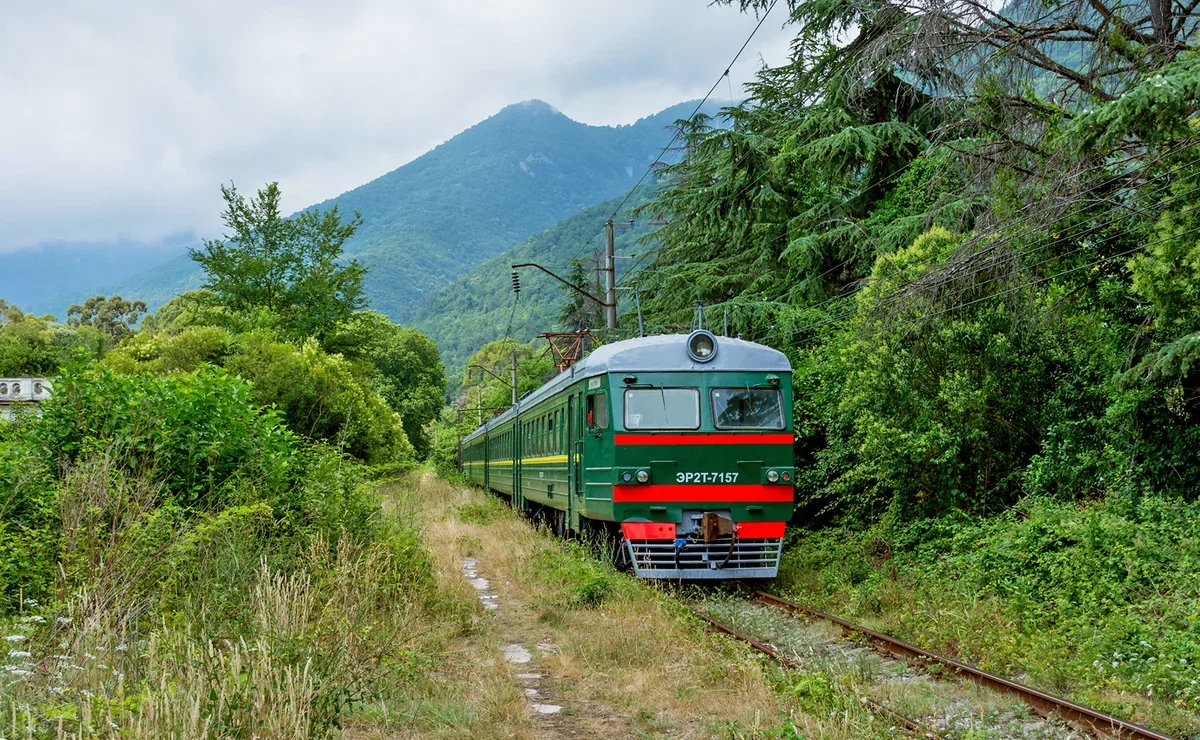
[620,0,1200,731]
[412,187,658,383]
[0,238,190,317]
[101,100,726,321]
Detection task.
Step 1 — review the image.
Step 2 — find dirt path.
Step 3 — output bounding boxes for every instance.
[461,554,625,738]
[374,472,909,739]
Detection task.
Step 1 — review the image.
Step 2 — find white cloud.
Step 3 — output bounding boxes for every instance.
[0,0,791,251]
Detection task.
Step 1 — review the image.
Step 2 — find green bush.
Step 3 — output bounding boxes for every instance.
[780,494,1200,713]
[224,333,413,464]
[28,362,297,508]
[0,362,390,612]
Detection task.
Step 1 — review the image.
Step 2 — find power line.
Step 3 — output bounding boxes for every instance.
[502,291,519,343]
[789,163,1200,338]
[625,138,1200,330]
[567,0,781,265]
[869,217,1200,340]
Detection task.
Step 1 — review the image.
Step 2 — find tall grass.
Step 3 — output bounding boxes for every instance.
[0,449,437,738]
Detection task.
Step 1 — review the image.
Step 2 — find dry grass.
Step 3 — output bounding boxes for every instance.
[388,472,903,739]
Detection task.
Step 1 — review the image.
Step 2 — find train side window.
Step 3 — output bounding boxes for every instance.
[587,392,609,430]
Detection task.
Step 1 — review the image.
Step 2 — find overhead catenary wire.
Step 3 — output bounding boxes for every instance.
[869,216,1200,341]
[615,90,1200,306]
[781,152,1200,331]
[566,0,781,266]
[626,139,1200,335]
[790,177,1200,341]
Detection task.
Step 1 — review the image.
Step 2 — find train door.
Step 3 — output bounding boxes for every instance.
[568,393,583,529]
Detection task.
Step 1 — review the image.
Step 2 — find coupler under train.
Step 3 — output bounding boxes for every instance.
[621,511,784,579]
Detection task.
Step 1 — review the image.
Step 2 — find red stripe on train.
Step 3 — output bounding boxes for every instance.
[621,522,676,540]
[614,433,793,445]
[613,484,793,502]
[736,521,786,538]
[620,521,785,540]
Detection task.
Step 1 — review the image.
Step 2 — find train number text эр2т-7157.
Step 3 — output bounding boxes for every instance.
[676,472,740,484]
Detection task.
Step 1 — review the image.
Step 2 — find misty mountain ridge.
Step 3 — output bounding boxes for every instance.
[12,98,728,321]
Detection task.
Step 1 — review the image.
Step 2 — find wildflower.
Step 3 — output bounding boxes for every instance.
[22,598,38,607]
[1113,661,1120,669]
[20,615,45,624]
[7,651,31,659]
[49,686,64,695]
[4,666,31,676]
[1180,658,1188,665]
[56,617,72,625]
[3,635,25,643]
[115,643,127,652]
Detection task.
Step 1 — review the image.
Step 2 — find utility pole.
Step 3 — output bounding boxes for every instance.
[604,219,634,330]
[477,387,482,425]
[511,349,518,406]
[604,220,617,330]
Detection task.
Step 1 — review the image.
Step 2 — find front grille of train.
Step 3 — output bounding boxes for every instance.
[625,537,782,578]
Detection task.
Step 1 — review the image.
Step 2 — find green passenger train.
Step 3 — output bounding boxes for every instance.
[461,330,794,579]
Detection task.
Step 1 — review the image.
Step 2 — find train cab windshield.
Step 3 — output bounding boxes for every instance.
[624,388,700,430]
[711,388,785,429]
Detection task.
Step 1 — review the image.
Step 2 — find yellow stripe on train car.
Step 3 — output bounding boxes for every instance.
[520,454,570,465]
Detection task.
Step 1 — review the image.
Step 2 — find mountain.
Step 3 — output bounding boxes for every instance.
[104,99,727,322]
[411,187,660,387]
[0,236,192,317]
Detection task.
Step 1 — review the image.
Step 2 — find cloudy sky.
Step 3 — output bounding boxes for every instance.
[1,0,792,252]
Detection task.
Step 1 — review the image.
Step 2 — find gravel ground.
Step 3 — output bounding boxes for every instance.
[695,593,1087,740]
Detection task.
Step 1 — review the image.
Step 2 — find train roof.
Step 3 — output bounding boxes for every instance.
[463,333,790,442]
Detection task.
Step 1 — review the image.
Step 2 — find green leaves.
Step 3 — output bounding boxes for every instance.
[1070,53,1200,151]
[189,182,367,344]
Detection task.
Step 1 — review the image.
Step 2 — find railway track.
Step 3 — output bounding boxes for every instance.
[691,608,947,738]
[694,587,1175,740]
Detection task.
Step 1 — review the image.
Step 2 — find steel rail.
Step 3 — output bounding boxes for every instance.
[751,590,1175,740]
[690,608,946,739]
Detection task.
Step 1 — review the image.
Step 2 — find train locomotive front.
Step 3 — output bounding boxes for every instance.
[460,330,794,580]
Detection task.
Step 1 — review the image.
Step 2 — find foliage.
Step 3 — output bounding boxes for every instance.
[107,300,450,465]
[189,181,367,344]
[558,256,605,331]
[427,407,474,479]
[0,300,106,376]
[328,311,446,457]
[413,189,657,391]
[66,294,147,341]
[27,362,299,508]
[457,338,556,418]
[630,0,1200,525]
[0,361,387,609]
[777,494,1200,734]
[223,333,414,465]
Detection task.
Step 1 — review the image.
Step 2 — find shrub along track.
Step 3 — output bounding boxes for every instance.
[692,587,1174,740]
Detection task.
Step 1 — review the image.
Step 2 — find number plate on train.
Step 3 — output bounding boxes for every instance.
[675,472,740,483]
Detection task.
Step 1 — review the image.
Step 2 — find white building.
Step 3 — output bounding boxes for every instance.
[0,378,52,420]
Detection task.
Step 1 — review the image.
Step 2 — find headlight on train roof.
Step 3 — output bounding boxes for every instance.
[686,330,718,363]
[767,469,780,483]
[636,469,650,483]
